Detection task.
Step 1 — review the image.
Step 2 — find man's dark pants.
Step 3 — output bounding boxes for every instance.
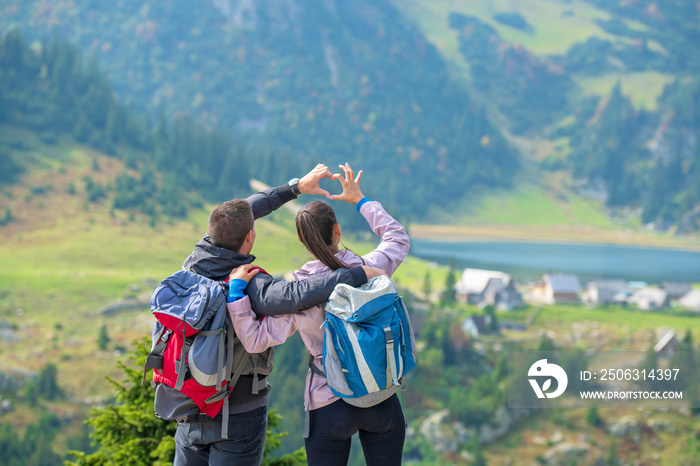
[173,406,267,466]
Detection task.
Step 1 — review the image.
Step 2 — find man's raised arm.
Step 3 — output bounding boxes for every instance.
[246,266,385,316]
[247,164,334,219]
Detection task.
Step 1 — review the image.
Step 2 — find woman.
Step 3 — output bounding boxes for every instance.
[227,163,410,465]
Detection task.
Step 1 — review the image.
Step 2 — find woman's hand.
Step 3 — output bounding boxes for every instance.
[330,163,364,204]
[229,264,261,283]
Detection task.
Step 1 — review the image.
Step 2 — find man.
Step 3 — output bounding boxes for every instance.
[165,164,384,465]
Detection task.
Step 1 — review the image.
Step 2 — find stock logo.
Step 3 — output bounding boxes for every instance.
[528,359,568,399]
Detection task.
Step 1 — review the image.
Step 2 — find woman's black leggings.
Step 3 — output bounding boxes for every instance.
[304,394,405,466]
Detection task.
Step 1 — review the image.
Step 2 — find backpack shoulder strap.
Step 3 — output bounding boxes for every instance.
[383,326,399,387]
[142,326,170,386]
[202,311,251,440]
[304,354,325,438]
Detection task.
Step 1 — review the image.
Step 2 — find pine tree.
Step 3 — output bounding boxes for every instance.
[25,363,62,402]
[423,270,432,300]
[607,438,618,466]
[586,406,603,427]
[467,432,486,466]
[97,324,110,351]
[0,207,11,225]
[441,258,457,305]
[0,423,21,463]
[0,149,22,184]
[73,114,94,143]
[66,338,176,465]
[537,335,555,352]
[484,306,499,332]
[0,27,27,70]
[262,411,307,466]
[672,329,699,414]
[67,338,306,466]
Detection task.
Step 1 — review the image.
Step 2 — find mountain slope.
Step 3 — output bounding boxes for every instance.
[3,0,700,236]
[2,0,519,216]
[396,0,700,235]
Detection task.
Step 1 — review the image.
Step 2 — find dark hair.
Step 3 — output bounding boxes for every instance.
[208,199,254,252]
[295,201,350,270]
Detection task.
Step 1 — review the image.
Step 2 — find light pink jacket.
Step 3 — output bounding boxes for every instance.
[227,200,410,411]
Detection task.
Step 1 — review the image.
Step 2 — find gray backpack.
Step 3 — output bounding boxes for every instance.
[142,270,271,438]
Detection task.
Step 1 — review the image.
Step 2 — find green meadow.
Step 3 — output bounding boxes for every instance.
[395,0,674,114]
[575,71,677,111]
[446,180,614,228]
[395,0,615,69]
[498,303,699,349]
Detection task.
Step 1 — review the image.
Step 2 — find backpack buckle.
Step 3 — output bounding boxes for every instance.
[382,326,394,344]
[146,354,164,370]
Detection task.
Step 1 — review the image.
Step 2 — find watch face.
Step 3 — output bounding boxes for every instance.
[288,178,301,195]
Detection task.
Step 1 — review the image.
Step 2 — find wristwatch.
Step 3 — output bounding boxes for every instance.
[287,178,301,197]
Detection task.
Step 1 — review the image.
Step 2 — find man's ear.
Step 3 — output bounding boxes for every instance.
[238,229,252,251]
[244,229,256,251]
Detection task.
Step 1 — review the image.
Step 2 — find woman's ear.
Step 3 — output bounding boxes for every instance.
[333,223,342,245]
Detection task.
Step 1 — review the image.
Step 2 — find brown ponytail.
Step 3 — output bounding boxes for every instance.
[295,201,350,270]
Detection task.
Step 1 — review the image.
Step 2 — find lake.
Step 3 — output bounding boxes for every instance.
[410,239,700,284]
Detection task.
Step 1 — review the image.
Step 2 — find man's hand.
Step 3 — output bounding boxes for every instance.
[362,265,387,280]
[229,264,261,283]
[297,164,334,198]
[329,163,364,204]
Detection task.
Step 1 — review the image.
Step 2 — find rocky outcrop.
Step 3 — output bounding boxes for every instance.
[0,398,12,415]
[0,319,18,342]
[543,442,591,466]
[418,409,472,455]
[417,406,535,456]
[608,415,642,443]
[99,298,149,315]
[676,205,700,235]
[0,368,36,391]
[646,417,674,434]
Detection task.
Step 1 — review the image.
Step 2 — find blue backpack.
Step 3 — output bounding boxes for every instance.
[305,275,416,436]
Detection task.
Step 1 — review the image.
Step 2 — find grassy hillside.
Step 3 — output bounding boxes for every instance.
[1,1,520,218]
[395,0,671,108]
[4,2,699,238]
[574,71,676,111]
[395,0,613,68]
[410,146,700,250]
[1,145,270,394]
[2,140,699,464]
[395,0,700,243]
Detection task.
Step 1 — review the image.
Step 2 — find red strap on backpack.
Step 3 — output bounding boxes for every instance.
[222,266,269,283]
